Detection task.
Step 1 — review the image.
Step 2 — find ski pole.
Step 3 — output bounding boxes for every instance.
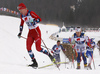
[65,54,66,68]
[65,49,66,68]
[20,36,27,39]
[89,46,95,69]
[90,50,96,69]
[92,54,95,69]
[71,48,75,68]
[71,44,75,68]
[41,45,52,51]
[20,36,40,43]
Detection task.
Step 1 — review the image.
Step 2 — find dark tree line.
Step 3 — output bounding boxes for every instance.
[0,0,100,27]
[75,0,100,27]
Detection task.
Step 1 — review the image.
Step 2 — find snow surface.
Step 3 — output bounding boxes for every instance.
[0,15,100,74]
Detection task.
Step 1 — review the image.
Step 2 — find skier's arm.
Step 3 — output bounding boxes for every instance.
[18,15,24,38]
[20,16,24,33]
[51,45,56,54]
[61,45,65,51]
[30,11,42,24]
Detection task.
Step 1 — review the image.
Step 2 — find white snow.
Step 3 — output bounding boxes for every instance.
[0,15,100,74]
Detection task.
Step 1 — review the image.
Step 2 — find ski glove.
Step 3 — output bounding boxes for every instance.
[18,33,21,38]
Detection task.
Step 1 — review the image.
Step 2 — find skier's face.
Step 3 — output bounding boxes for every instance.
[76,31,81,37]
[19,8,27,15]
[57,42,60,46]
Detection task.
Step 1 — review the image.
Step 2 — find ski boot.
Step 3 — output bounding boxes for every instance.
[28,59,38,69]
[48,54,56,63]
[76,63,80,69]
[84,63,88,69]
[76,66,80,69]
[88,63,92,70]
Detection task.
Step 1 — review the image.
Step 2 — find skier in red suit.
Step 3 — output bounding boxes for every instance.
[17,3,55,68]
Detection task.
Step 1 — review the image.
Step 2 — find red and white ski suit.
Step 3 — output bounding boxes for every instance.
[20,10,42,52]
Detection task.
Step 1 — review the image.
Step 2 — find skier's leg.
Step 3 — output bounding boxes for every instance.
[88,51,93,69]
[53,54,57,61]
[57,54,61,62]
[75,45,81,69]
[26,37,34,59]
[35,37,56,62]
[34,26,49,55]
[82,52,87,67]
[90,51,93,62]
[76,52,81,69]
[53,54,60,62]
[26,37,38,67]
[87,51,92,64]
[57,54,61,66]
[86,50,89,58]
[35,37,49,55]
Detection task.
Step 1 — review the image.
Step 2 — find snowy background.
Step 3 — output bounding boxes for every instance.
[0,15,100,74]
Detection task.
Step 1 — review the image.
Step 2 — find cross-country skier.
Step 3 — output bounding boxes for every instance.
[86,38,95,69]
[51,40,65,66]
[17,3,55,68]
[69,27,89,69]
